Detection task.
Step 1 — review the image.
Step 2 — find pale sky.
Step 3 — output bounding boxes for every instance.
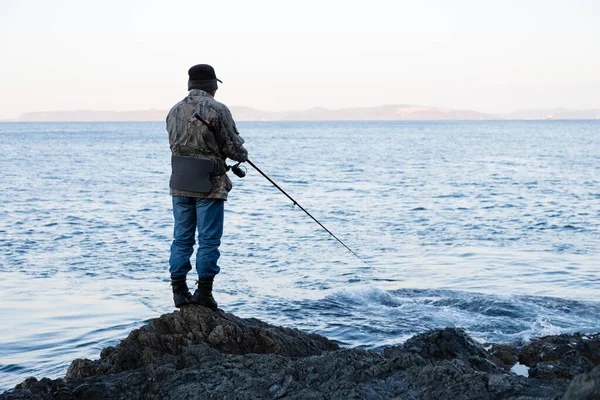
[0,0,599,119]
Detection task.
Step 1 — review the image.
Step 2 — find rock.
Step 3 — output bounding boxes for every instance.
[518,333,600,380]
[387,327,504,374]
[401,327,490,362]
[64,305,339,379]
[562,365,600,400]
[1,306,595,400]
[488,344,519,371]
[13,378,37,391]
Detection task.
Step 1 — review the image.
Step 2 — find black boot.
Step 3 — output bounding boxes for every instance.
[191,277,218,310]
[171,278,193,308]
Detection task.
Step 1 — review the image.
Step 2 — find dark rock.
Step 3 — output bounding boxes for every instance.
[13,378,37,391]
[65,305,339,379]
[401,327,490,362]
[51,345,562,400]
[530,354,593,381]
[399,326,506,374]
[562,365,600,400]
[487,344,519,371]
[2,306,595,400]
[518,333,600,380]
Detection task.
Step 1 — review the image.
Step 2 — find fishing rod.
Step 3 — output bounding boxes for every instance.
[231,159,373,268]
[192,113,371,266]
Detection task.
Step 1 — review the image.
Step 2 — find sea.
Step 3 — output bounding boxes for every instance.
[0,120,599,391]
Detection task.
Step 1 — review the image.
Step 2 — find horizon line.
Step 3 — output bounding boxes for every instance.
[2,104,600,123]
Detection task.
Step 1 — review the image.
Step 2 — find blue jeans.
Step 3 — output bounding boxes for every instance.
[169,196,224,280]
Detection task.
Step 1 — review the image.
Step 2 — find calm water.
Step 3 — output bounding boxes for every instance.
[1,120,599,391]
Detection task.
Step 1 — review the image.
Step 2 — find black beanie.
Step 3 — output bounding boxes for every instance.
[188,64,222,91]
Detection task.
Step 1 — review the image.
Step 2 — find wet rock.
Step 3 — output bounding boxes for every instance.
[562,365,600,400]
[487,344,519,371]
[1,306,594,400]
[518,333,600,380]
[401,327,490,362]
[391,327,504,374]
[65,304,339,379]
[13,378,37,391]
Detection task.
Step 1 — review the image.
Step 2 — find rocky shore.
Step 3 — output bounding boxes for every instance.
[2,306,598,399]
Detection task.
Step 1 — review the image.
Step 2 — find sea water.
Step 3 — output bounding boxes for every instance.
[0,120,599,391]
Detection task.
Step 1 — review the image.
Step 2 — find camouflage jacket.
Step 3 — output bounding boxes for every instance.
[166,89,248,200]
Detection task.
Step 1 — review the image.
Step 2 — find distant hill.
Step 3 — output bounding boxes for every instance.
[10,109,167,122]
[277,105,490,121]
[227,106,285,121]
[6,105,491,122]
[5,106,600,122]
[499,108,600,120]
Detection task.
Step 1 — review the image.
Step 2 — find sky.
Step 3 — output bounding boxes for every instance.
[0,0,599,119]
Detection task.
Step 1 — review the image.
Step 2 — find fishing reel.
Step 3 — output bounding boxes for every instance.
[227,162,247,178]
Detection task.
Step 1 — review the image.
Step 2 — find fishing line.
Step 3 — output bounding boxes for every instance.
[245,159,373,268]
[192,113,371,267]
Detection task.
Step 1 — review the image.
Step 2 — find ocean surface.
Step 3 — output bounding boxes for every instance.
[0,120,599,391]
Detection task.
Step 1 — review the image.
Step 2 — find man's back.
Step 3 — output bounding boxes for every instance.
[166,89,247,201]
[167,64,247,309]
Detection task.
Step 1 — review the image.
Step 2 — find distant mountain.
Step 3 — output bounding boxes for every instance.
[498,108,600,120]
[277,105,490,121]
[10,109,167,122]
[5,106,600,122]
[227,106,285,121]
[6,105,491,122]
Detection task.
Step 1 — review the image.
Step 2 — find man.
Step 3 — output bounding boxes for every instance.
[166,64,248,309]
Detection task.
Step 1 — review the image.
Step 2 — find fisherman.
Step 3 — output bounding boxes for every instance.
[166,64,248,309]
